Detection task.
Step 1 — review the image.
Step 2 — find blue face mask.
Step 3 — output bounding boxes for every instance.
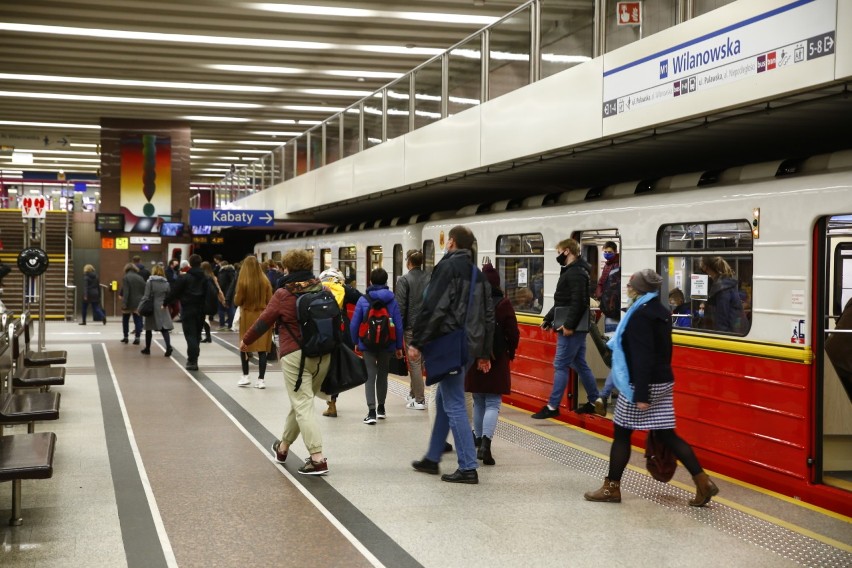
[603,252,615,261]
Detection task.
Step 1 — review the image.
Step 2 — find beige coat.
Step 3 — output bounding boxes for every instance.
[235,281,273,352]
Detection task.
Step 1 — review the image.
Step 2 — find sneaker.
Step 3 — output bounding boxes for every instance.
[406,400,426,410]
[271,441,287,464]
[363,410,377,425]
[185,363,199,371]
[576,402,596,414]
[297,457,329,476]
[237,375,250,387]
[254,379,266,389]
[406,394,415,404]
[411,458,439,474]
[376,404,386,419]
[217,326,228,331]
[594,397,607,417]
[531,405,559,419]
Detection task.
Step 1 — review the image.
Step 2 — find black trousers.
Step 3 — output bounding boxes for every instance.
[181,307,204,364]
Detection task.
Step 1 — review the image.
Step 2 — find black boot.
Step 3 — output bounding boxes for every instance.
[481,436,495,466]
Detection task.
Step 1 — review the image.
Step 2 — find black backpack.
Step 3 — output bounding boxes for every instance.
[190,275,219,316]
[284,288,344,391]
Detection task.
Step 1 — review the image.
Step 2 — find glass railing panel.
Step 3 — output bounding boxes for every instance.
[448,34,482,116]
[283,141,294,180]
[695,0,736,18]
[386,76,411,141]
[296,136,308,175]
[325,115,341,165]
[540,0,594,79]
[342,106,361,158]
[363,93,384,149]
[488,6,531,100]
[307,126,322,171]
[413,58,443,131]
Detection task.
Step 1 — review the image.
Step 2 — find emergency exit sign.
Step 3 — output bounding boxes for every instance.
[617,2,641,25]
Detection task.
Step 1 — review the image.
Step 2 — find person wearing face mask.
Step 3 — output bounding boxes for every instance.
[668,288,691,327]
[532,238,604,418]
[595,241,621,333]
[584,269,719,507]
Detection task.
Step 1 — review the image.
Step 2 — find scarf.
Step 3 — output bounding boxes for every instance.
[606,291,658,402]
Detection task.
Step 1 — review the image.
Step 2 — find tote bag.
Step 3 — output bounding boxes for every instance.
[321,344,368,396]
[423,264,477,386]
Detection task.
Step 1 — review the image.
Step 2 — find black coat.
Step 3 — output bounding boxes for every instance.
[544,258,591,331]
[83,271,101,303]
[622,297,675,404]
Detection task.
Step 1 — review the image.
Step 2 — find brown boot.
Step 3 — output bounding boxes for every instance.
[322,401,337,418]
[689,472,719,507]
[584,477,621,503]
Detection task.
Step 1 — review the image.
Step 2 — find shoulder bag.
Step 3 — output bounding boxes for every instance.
[645,430,678,483]
[422,264,477,385]
[321,344,368,396]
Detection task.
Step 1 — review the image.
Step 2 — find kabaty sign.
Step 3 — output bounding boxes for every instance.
[617,2,641,26]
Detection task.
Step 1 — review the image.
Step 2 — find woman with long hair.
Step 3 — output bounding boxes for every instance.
[235,255,273,388]
[138,264,174,357]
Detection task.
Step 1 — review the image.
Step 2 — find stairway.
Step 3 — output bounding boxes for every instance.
[0,210,74,319]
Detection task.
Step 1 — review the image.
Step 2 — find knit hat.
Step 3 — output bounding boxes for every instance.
[628,269,663,293]
[481,263,501,291]
[319,268,344,283]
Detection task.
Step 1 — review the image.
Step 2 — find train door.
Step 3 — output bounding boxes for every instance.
[423,240,435,274]
[320,248,332,271]
[392,244,403,289]
[339,245,357,287]
[366,246,382,283]
[817,214,852,492]
[575,229,621,415]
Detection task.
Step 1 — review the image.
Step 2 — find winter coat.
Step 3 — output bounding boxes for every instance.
[410,249,495,362]
[706,276,747,333]
[396,267,429,330]
[595,253,619,299]
[465,294,519,395]
[235,277,273,353]
[83,271,101,303]
[217,265,236,307]
[135,262,150,281]
[140,276,174,332]
[621,296,675,404]
[350,285,404,352]
[120,271,147,312]
[163,267,207,311]
[543,258,592,332]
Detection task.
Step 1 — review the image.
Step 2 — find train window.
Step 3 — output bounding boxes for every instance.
[367,246,383,281]
[260,252,267,262]
[392,244,403,288]
[496,233,544,313]
[271,251,281,261]
[320,249,332,271]
[339,246,357,285]
[423,240,435,274]
[658,221,753,336]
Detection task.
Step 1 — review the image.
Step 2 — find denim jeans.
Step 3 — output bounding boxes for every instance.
[472,393,502,439]
[548,332,599,408]
[122,312,143,339]
[599,371,615,399]
[425,370,477,471]
[82,301,105,323]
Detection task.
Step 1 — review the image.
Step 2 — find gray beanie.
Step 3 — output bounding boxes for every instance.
[629,269,663,293]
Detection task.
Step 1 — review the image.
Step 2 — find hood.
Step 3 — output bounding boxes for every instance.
[365,285,395,304]
[220,265,235,272]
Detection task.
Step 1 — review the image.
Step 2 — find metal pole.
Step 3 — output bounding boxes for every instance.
[530,0,541,84]
[38,219,46,350]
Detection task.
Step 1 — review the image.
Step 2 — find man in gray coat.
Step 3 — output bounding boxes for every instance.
[120,263,147,344]
[396,249,429,410]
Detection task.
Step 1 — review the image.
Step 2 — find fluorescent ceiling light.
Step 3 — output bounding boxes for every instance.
[355,45,443,56]
[323,70,404,79]
[192,139,223,144]
[183,116,252,122]
[190,148,211,152]
[0,90,260,108]
[209,65,404,80]
[248,4,498,25]
[281,105,345,113]
[71,143,98,148]
[11,153,33,165]
[231,149,269,154]
[27,149,98,156]
[235,141,286,146]
[0,73,279,93]
[250,131,301,136]
[210,64,303,74]
[0,120,99,129]
[298,120,322,125]
[268,119,296,124]
[300,88,374,97]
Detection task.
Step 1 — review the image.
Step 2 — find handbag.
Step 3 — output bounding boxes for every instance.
[422,264,478,386]
[644,430,678,482]
[321,344,368,396]
[137,296,154,317]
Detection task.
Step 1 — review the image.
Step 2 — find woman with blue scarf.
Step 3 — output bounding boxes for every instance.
[584,269,719,507]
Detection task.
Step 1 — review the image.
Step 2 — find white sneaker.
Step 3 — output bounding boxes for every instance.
[254,379,266,389]
[237,375,250,387]
[406,394,415,404]
[406,400,426,410]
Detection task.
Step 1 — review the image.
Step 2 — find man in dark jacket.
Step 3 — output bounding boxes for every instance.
[216,260,236,330]
[132,255,150,281]
[532,237,604,419]
[164,254,206,371]
[409,225,495,484]
[396,249,430,409]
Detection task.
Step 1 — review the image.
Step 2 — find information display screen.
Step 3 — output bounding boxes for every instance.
[95,213,125,232]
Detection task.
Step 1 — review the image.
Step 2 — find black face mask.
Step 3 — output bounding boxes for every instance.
[556,252,567,266]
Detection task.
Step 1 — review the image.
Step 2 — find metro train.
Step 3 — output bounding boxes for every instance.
[255,150,852,516]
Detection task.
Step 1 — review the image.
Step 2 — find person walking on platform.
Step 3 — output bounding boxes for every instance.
[120,263,146,344]
[396,250,429,411]
[80,264,107,325]
[318,268,361,418]
[164,254,207,371]
[216,260,237,330]
[234,255,273,389]
[132,255,150,281]
[584,269,719,507]
[350,267,404,424]
[409,225,494,484]
[241,249,331,476]
[201,261,226,343]
[466,262,519,466]
[138,264,173,357]
[532,238,604,418]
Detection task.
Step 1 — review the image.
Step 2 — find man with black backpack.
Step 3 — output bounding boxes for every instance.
[350,268,404,425]
[163,254,209,371]
[240,249,340,476]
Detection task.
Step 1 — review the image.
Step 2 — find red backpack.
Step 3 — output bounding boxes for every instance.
[358,294,396,350]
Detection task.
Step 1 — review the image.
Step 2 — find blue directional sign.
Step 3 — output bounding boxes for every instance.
[189,209,274,228]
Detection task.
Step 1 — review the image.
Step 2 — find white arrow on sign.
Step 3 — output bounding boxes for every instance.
[260,212,273,224]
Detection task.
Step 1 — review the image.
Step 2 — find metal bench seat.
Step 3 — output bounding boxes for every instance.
[0,432,57,525]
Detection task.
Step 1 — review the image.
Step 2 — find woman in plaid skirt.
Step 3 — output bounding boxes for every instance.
[584,269,719,507]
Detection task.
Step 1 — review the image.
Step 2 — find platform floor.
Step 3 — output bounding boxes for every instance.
[2,322,851,567]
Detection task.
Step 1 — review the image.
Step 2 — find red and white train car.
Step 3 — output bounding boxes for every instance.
[256,150,852,516]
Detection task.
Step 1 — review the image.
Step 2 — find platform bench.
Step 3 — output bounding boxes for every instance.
[0,432,56,526]
[0,392,61,433]
[21,313,67,366]
[10,321,65,390]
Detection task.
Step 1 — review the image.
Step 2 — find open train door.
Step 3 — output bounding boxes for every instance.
[815,214,852,492]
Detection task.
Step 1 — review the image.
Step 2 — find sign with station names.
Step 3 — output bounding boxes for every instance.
[602,0,836,119]
[189,208,274,228]
[0,132,71,150]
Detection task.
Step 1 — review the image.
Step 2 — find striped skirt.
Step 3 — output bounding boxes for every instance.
[613,382,676,430]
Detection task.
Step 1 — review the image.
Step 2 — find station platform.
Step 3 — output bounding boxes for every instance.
[2,322,851,567]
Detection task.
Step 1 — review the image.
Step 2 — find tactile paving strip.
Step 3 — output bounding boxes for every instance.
[388,380,852,567]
